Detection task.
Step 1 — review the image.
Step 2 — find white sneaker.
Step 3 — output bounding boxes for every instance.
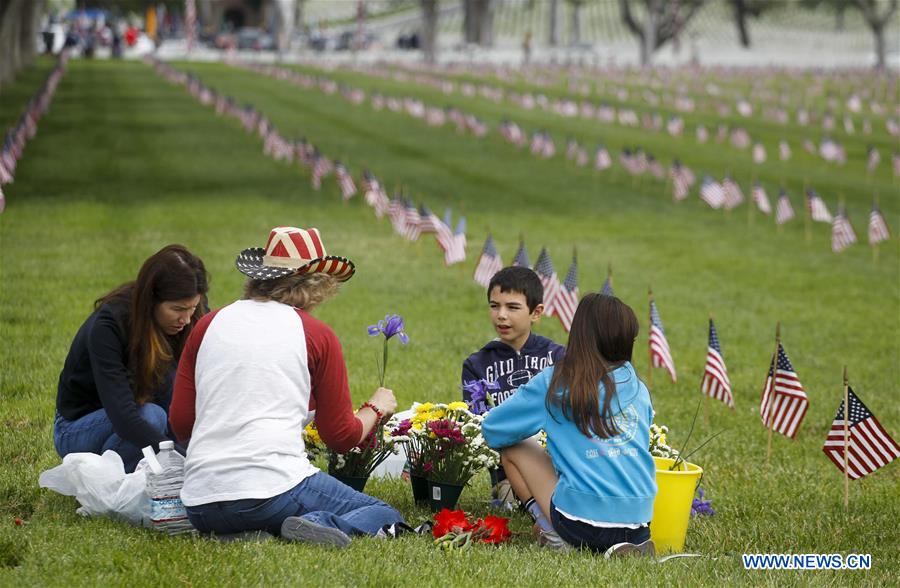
[603,539,656,559]
[538,529,572,551]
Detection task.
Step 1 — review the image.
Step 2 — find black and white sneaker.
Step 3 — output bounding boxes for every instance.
[603,539,656,559]
[375,521,434,539]
[280,517,351,548]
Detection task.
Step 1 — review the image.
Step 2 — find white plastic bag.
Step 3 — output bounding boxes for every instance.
[38,450,150,526]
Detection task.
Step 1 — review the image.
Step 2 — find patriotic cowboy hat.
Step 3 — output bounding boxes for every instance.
[236,226,355,282]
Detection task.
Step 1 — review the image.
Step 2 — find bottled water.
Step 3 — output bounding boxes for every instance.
[145,440,194,535]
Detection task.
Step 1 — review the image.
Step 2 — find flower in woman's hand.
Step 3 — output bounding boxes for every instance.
[367,314,409,343]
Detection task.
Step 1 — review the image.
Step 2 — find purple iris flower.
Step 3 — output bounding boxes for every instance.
[690,487,715,517]
[462,379,499,415]
[367,314,409,344]
[367,313,409,386]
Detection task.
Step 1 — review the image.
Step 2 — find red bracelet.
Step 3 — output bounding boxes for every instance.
[361,401,384,421]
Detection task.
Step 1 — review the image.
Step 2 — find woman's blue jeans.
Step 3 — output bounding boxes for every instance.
[53,404,168,473]
[185,471,405,538]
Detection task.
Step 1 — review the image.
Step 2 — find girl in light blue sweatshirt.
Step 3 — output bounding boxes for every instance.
[482,293,657,556]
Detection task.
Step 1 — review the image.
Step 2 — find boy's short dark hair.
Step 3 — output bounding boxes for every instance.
[487,266,544,312]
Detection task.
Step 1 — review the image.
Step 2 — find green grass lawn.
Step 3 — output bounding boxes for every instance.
[1,58,897,586]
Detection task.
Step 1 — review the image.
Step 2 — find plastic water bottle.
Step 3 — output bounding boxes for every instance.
[145,441,194,535]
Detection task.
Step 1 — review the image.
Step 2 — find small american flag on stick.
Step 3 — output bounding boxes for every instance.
[760,341,809,439]
[533,248,561,317]
[649,294,676,383]
[701,319,734,408]
[831,207,857,253]
[868,202,890,245]
[335,162,357,200]
[554,252,580,332]
[752,182,771,214]
[822,386,899,480]
[473,234,503,287]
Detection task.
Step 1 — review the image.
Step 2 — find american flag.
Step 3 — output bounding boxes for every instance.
[893,153,900,177]
[779,140,792,161]
[403,201,422,241]
[649,298,676,382]
[0,157,12,184]
[554,253,580,332]
[760,343,809,439]
[701,319,734,408]
[0,183,5,214]
[311,153,332,190]
[335,162,357,200]
[806,189,833,223]
[529,132,545,155]
[672,163,691,201]
[775,189,795,224]
[752,143,767,164]
[822,387,899,480]
[541,134,556,158]
[866,146,880,172]
[647,155,666,180]
[445,217,467,266]
[362,171,389,217]
[868,202,891,245]
[595,144,612,170]
[533,248,561,317]
[473,234,503,287]
[431,208,454,254]
[512,240,530,268]
[699,176,725,209]
[601,268,614,297]
[722,177,745,210]
[696,125,709,143]
[752,182,772,214]
[388,197,407,235]
[831,207,858,253]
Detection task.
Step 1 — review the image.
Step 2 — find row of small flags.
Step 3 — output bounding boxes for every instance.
[225,60,894,255]
[0,50,70,214]
[396,57,895,133]
[326,61,900,173]
[152,57,898,484]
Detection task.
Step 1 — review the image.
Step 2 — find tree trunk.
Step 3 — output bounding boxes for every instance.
[835,3,846,31]
[733,0,751,48]
[480,0,494,46]
[549,0,559,46]
[872,21,885,70]
[421,0,438,64]
[642,0,659,66]
[569,1,582,46]
[295,0,306,33]
[463,0,476,44]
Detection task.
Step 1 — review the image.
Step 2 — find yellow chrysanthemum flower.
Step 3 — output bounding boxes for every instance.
[447,401,469,412]
[415,402,434,414]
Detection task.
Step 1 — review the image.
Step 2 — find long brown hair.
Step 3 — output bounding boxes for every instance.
[95,245,209,404]
[546,293,639,439]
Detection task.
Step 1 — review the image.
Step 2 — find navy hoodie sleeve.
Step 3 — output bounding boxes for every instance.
[87,307,168,451]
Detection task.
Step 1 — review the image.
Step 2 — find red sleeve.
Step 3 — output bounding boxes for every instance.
[170,308,221,443]
[298,310,362,452]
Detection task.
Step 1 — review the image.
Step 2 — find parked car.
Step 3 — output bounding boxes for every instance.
[236,27,275,51]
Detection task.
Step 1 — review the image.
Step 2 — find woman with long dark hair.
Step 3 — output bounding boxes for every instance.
[54,244,209,472]
[482,293,658,557]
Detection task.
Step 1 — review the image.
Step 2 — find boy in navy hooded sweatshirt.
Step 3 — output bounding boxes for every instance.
[461,266,565,504]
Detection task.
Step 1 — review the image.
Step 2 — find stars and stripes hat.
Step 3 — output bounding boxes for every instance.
[235,226,355,282]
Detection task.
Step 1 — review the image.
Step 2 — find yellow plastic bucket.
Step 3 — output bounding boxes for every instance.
[650,457,703,554]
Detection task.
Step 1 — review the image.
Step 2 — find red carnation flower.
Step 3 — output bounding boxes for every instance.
[432,508,475,538]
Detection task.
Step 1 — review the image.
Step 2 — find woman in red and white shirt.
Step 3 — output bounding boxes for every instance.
[170,227,403,546]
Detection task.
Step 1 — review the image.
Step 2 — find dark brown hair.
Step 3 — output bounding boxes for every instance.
[96,245,209,404]
[546,293,639,439]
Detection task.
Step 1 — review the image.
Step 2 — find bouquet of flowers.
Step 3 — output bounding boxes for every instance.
[303,419,399,479]
[649,423,680,459]
[387,402,499,484]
